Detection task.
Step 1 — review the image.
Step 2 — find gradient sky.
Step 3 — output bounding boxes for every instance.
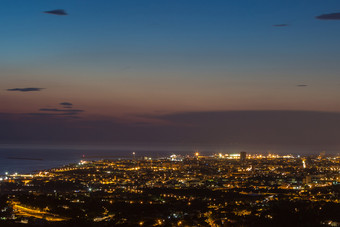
[1,1,340,147]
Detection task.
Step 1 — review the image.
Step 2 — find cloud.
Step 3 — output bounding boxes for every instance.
[297,84,308,87]
[60,102,73,108]
[27,108,84,117]
[316,12,340,20]
[60,102,73,106]
[273,24,289,27]
[1,110,340,151]
[7,88,44,92]
[44,9,68,16]
[27,113,78,116]
[39,108,84,113]
[150,110,340,147]
[21,102,84,118]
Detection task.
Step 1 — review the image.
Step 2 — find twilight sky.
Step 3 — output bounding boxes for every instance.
[1,0,340,148]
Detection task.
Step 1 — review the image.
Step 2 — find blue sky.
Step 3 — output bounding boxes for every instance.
[1,0,340,81]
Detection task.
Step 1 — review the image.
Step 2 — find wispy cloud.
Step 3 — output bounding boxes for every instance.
[27,108,84,117]
[44,9,68,16]
[23,103,84,118]
[273,24,289,27]
[316,12,340,20]
[60,102,73,106]
[27,113,79,116]
[60,102,73,108]
[297,84,308,87]
[7,88,44,92]
[39,108,84,113]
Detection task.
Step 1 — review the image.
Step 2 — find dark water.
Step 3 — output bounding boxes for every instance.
[0,144,338,174]
[0,144,195,174]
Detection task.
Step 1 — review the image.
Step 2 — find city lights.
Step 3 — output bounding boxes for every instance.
[0,152,339,225]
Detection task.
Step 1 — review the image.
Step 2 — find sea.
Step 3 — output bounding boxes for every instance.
[0,144,339,175]
[0,144,198,174]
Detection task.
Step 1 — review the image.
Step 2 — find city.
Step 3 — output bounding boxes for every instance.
[1,152,339,226]
[2,0,340,226]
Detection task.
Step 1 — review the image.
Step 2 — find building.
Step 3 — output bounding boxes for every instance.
[240,152,247,162]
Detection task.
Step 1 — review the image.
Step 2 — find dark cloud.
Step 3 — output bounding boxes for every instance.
[273,24,289,27]
[60,102,73,106]
[39,108,59,112]
[151,110,340,148]
[297,84,308,87]
[21,103,84,118]
[7,88,44,92]
[316,12,340,20]
[39,108,84,113]
[1,110,340,152]
[27,113,78,116]
[44,9,68,16]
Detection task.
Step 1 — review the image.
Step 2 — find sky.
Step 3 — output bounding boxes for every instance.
[1,0,340,149]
